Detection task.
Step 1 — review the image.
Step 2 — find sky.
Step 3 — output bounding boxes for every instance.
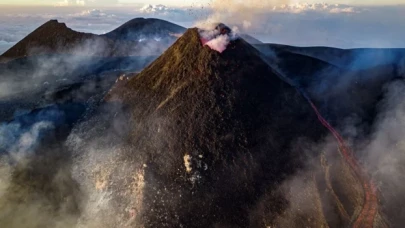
[1,0,405,6]
[0,1,404,53]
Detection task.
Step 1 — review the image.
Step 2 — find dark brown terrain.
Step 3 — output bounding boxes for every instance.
[105,28,386,227]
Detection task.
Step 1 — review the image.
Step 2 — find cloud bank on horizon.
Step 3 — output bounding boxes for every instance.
[0,2,405,54]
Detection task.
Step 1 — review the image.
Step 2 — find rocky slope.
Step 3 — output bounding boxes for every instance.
[106,27,386,227]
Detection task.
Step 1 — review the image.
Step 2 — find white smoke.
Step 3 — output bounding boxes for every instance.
[198,24,239,53]
[359,80,405,224]
[196,0,291,33]
[205,35,231,53]
[0,107,65,163]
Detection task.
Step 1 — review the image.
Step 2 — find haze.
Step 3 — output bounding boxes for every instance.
[1,0,405,6]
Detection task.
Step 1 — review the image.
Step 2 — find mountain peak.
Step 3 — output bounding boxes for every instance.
[44,19,68,28]
[108,27,266,103]
[106,26,325,227]
[103,18,186,41]
[0,20,95,61]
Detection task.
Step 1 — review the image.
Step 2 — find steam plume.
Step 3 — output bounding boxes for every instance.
[197,0,291,31]
[199,24,239,53]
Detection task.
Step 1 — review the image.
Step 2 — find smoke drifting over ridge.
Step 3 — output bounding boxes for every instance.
[359,81,405,226]
[210,0,290,12]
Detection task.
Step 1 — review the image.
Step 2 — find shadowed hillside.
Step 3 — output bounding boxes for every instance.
[255,43,405,70]
[103,18,186,41]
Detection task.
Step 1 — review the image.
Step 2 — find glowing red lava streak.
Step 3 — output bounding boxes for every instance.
[259,56,380,227]
[200,38,209,46]
[302,93,378,228]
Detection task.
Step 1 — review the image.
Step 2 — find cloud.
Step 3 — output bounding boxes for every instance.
[136,4,189,19]
[57,0,86,6]
[139,4,173,14]
[134,4,210,25]
[328,7,357,14]
[272,3,361,14]
[56,0,119,7]
[69,9,116,18]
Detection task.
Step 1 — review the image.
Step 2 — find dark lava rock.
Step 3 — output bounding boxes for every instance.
[107,28,356,227]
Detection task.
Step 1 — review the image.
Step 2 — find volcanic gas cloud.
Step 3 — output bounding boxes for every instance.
[199,23,238,53]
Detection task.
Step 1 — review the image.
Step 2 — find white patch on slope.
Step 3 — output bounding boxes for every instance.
[184,154,192,173]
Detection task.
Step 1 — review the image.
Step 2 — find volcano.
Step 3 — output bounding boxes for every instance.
[106,27,387,227]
